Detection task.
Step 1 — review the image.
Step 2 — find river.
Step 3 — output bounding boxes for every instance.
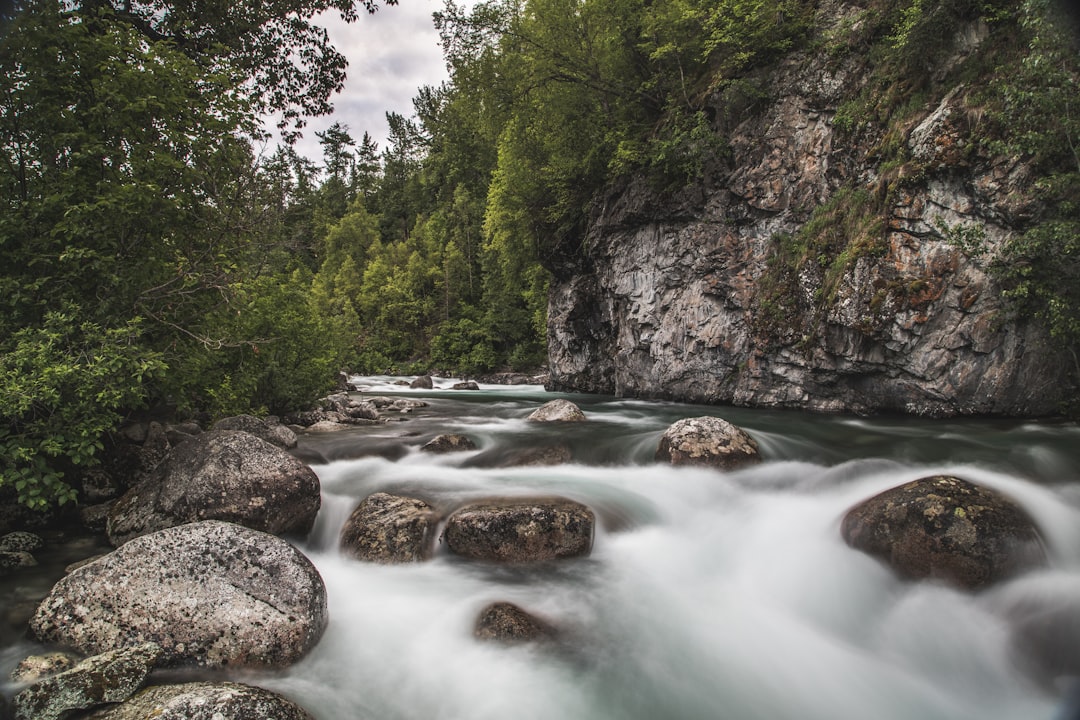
[269,376,1080,720]
[4,375,1080,719]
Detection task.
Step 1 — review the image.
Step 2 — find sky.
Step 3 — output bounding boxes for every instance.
[281,0,452,163]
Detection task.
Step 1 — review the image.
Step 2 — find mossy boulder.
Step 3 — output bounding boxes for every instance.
[841,475,1047,590]
[655,416,761,470]
[444,498,594,562]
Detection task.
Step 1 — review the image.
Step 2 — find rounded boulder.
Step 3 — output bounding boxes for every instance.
[841,475,1047,590]
[339,492,440,563]
[106,429,320,546]
[30,520,328,668]
[654,416,761,469]
[444,498,594,562]
[526,399,586,423]
[474,602,558,644]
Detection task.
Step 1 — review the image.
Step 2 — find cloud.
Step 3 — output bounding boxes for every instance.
[272,0,450,163]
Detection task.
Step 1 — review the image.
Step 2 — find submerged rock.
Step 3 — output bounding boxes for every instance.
[31,520,327,668]
[106,429,321,545]
[9,651,79,685]
[655,416,761,470]
[526,399,586,423]
[444,498,594,562]
[339,492,440,563]
[841,475,1046,589]
[81,682,314,720]
[421,434,477,453]
[466,445,573,468]
[474,602,558,643]
[453,381,481,391]
[13,643,162,720]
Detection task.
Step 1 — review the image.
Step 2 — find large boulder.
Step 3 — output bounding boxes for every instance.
[30,521,327,668]
[410,374,434,389]
[212,415,297,449]
[474,602,558,644]
[526,399,586,422]
[654,416,761,469]
[841,475,1047,589]
[339,493,440,563]
[444,498,594,562]
[82,682,314,720]
[13,643,162,720]
[106,429,320,545]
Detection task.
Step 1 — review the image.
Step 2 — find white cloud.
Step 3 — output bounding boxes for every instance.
[269,0,450,164]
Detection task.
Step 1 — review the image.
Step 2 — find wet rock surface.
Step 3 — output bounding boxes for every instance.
[30,520,327,668]
[444,498,594,562]
[655,416,761,470]
[474,601,558,643]
[106,429,321,545]
[526,399,586,423]
[212,414,297,448]
[81,681,315,720]
[421,433,478,453]
[13,642,162,720]
[841,475,1046,589]
[340,492,440,563]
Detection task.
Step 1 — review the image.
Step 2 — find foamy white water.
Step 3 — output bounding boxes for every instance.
[258,379,1080,720]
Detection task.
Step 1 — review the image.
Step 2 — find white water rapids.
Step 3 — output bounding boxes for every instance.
[249,377,1080,720]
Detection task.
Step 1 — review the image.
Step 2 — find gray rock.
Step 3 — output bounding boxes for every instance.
[79,503,111,533]
[421,434,477,453]
[655,416,761,470]
[106,429,320,545]
[410,374,434,389]
[81,681,314,720]
[212,415,297,449]
[340,492,440,563]
[391,398,429,412]
[80,468,123,502]
[466,445,573,468]
[30,520,327,668]
[452,381,480,390]
[13,643,162,720]
[841,475,1047,589]
[0,551,36,575]
[0,532,43,554]
[445,498,594,562]
[526,399,586,422]
[9,651,79,684]
[474,602,558,643]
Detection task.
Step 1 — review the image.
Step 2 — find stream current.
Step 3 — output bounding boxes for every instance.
[6,376,1080,719]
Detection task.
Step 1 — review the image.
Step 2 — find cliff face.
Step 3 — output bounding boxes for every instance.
[546,3,1071,416]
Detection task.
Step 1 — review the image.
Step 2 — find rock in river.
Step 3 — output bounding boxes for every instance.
[841,475,1047,590]
[445,498,594,562]
[107,429,321,545]
[81,681,314,720]
[30,520,327,668]
[474,602,558,644]
[340,492,440,563]
[526,399,586,422]
[654,416,761,470]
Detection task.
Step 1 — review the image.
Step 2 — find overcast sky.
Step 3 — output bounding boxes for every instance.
[277,0,451,164]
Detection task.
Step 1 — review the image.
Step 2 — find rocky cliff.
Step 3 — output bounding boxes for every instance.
[546,2,1073,417]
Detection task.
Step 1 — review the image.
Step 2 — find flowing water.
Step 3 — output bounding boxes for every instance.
[268,377,1080,720]
[5,376,1080,719]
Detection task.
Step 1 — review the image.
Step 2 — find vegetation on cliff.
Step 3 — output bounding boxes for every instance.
[1,0,1077,507]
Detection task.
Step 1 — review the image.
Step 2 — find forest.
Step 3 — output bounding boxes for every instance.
[1,0,1078,509]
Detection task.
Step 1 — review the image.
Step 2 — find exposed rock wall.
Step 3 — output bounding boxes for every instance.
[546,5,1071,417]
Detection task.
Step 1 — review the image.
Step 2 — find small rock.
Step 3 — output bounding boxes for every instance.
[410,375,434,389]
[452,381,480,390]
[0,551,36,575]
[81,681,315,720]
[339,493,440,563]
[526,399,586,423]
[0,532,43,554]
[13,642,162,720]
[421,434,477,453]
[474,602,558,643]
[392,398,429,412]
[841,475,1047,589]
[654,416,761,469]
[445,498,594,562]
[9,651,79,684]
